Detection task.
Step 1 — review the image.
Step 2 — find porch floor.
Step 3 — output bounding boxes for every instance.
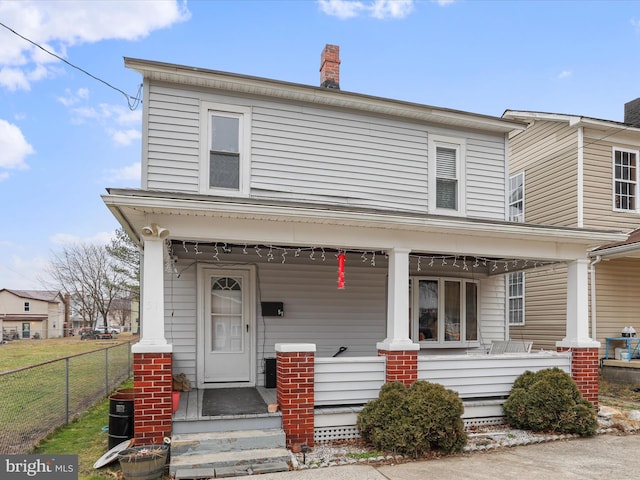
[173,386,278,422]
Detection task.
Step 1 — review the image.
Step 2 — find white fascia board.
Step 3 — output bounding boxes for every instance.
[590,242,640,259]
[124,58,526,134]
[102,192,626,247]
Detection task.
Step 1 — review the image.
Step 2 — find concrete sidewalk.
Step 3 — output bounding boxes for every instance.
[252,434,640,480]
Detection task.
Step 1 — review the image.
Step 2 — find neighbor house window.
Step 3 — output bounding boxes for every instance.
[200,102,251,196]
[428,135,466,215]
[509,172,524,222]
[23,301,30,312]
[413,277,478,345]
[508,272,525,326]
[613,148,638,211]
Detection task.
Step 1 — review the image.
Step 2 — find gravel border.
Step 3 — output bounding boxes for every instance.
[291,406,640,470]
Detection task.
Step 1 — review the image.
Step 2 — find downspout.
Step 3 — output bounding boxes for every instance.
[589,255,602,340]
[577,126,584,228]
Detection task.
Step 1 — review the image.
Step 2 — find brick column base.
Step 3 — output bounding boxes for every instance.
[133,352,173,445]
[276,349,315,449]
[378,349,418,386]
[557,346,599,407]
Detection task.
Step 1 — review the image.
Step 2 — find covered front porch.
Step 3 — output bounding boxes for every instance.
[102,190,625,449]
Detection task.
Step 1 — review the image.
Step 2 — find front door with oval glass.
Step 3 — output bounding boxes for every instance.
[202,269,253,384]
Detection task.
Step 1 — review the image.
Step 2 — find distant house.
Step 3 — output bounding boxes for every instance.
[102,45,624,453]
[504,101,640,357]
[0,289,67,339]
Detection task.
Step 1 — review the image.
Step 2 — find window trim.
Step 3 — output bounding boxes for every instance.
[612,147,639,212]
[199,102,251,197]
[507,271,525,326]
[411,276,479,348]
[509,171,525,222]
[428,134,466,216]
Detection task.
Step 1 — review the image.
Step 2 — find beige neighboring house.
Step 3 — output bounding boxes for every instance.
[0,289,66,339]
[504,100,640,356]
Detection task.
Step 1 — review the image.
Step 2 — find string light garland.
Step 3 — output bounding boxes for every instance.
[164,241,552,274]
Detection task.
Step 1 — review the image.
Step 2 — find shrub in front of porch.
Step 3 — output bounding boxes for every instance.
[503,367,597,437]
[356,380,467,458]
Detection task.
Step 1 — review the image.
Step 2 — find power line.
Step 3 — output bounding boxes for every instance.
[0,21,142,110]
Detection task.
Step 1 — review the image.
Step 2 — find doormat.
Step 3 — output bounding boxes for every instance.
[202,388,267,416]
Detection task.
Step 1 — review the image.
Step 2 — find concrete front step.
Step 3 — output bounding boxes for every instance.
[171,429,286,456]
[169,447,291,477]
[172,414,282,435]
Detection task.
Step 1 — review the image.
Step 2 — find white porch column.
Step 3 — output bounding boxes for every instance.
[132,223,172,354]
[377,247,419,352]
[556,258,599,349]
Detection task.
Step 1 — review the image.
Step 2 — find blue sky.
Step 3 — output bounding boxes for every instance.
[1,0,640,290]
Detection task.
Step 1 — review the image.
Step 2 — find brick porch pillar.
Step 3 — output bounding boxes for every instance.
[377,349,418,387]
[133,352,173,445]
[275,343,315,449]
[557,346,599,407]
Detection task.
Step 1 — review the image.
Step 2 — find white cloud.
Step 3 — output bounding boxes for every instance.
[105,162,142,182]
[558,70,572,79]
[0,172,9,182]
[318,0,415,19]
[57,87,89,107]
[110,129,142,146]
[632,18,640,32]
[50,231,113,246]
[0,0,191,90]
[0,119,34,172]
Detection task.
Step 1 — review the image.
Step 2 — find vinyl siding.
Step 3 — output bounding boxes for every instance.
[582,136,640,230]
[145,83,507,220]
[509,121,578,226]
[593,258,640,355]
[509,265,568,351]
[166,255,506,386]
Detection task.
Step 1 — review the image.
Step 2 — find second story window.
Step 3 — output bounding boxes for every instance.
[200,103,251,196]
[428,135,466,215]
[24,301,30,312]
[509,172,524,222]
[613,148,638,211]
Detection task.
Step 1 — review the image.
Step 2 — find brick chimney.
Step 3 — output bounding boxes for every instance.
[320,44,340,90]
[624,98,640,127]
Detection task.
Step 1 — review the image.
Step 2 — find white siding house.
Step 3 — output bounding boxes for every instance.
[102,46,625,449]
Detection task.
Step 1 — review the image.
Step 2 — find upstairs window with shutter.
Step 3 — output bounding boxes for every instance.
[428,135,466,215]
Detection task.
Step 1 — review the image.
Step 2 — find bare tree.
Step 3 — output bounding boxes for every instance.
[46,243,127,330]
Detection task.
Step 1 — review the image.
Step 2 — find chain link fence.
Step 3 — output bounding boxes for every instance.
[0,342,132,454]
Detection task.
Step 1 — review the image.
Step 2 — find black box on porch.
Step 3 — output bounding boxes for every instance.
[265,357,277,388]
[261,302,284,317]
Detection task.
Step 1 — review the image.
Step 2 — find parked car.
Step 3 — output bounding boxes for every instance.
[109,327,121,334]
[80,327,112,340]
[94,328,113,339]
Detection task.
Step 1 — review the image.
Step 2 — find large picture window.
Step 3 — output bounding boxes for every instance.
[413,277,478,346]
[200,102,251,196]
[613,148,638,211]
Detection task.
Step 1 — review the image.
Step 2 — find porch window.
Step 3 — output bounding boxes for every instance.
[428,135,466,215]
[508,272,525,326]
[200,102,251,196]
[413,277,478,345]
[613,148,638,211]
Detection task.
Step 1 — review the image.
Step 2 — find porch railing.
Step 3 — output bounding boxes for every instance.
[418,351,572,400]
[314,356,386,406]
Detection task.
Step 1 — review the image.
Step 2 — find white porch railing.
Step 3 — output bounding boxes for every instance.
[417,351,572,399]
[314,356,386,406]
[312,351,572,442]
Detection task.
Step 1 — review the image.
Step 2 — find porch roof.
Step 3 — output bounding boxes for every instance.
[103,189,625,270]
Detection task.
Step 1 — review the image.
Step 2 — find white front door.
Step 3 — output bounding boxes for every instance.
[199,266,254,386]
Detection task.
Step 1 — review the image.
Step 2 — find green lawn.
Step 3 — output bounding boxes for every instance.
[0,334,134,372]
[33,379,134,480]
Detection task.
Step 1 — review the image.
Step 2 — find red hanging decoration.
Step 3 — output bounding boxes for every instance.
[337,252,346,289]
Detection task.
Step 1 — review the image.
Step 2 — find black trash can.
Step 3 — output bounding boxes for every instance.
[108,392,134,449]
[265,357,277,389]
